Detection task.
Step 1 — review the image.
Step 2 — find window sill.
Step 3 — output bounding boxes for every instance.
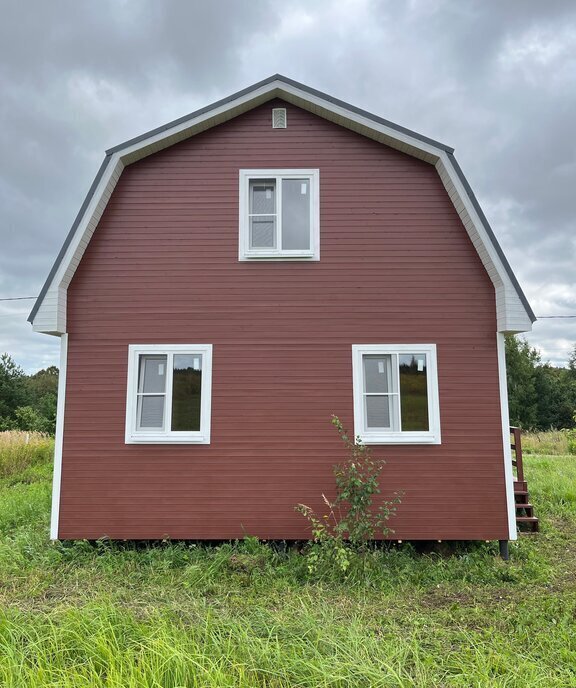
[125,434,210,445]
[356,432,441,445]
[239,252,318,261]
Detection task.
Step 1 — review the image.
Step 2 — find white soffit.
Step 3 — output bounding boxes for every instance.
[29,75,535,335]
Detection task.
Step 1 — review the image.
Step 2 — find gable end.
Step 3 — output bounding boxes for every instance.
[29,75,534,334]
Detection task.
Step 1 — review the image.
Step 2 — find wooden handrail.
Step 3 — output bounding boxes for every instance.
[510,426,524,483]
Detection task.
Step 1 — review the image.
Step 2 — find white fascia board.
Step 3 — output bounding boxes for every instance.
[31,155,124,334]
[276,83,443,162]
[30,78,532,335]
[115,82,284,163]
[114,79,444,164]
[435,152,532,334]
[31,80,443,334]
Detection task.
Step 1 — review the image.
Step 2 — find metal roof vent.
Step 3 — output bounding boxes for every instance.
[272,108,287,129]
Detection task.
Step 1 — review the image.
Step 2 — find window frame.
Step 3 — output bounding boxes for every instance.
[239,168,320,261]
[351,344,441,445]
[125,344,213,444]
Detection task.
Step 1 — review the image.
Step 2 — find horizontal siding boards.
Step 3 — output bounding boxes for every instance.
[60,99,507,541]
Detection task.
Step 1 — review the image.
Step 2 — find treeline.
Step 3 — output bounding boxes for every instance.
[506,336,576,430]
[0,354,58,434]
[1,338,575,437]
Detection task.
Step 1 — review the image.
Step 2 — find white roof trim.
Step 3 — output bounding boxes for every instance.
[29,75,534,335]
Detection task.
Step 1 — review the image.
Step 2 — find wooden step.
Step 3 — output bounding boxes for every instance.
[516,515,539,532]
[510,429,539,533]
[516,515,539,524]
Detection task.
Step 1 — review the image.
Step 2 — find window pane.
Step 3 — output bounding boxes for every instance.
[363,354,392,393]
[399,354,429,431]
[281,179,310,250]
[171,354,202,432]
[250,216,276,248]
[137,395,165,429]
[365,395,393,429]
[249,180,276,214]
[138,355,167,393]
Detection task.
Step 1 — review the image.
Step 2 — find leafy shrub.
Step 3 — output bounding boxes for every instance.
[296,416,402,575]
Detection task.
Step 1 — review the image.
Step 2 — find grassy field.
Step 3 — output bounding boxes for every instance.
[0,432,575,686]
[522,428,573,456]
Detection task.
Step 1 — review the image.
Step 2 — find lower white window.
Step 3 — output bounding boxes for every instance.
[125,344,212,444]
[352,344,441,444]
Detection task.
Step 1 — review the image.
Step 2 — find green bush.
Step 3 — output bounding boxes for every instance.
[296,416,402,576]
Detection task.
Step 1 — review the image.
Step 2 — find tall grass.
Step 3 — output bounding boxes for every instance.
[0,431,54,480]
[522,429,570,456]
[0,431,574,686]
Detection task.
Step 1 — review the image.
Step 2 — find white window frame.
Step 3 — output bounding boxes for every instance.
[352,344,441,445]
[125,344,213,444]
[239,168,320,261]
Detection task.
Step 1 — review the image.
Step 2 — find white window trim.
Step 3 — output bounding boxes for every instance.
[125,344,213,444]
[239,168,320,261]
[352,344,441,445]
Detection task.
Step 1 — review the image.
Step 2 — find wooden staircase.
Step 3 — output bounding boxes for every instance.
[511,427,539,532]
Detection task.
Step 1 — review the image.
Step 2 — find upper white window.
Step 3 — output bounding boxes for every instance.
[239,169,320,260]
[125,344,212,444]
[352,344,441,445]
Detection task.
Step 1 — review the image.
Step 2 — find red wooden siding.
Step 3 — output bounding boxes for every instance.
[59,99,508,540]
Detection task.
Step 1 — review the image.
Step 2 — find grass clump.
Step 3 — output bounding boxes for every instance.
[0,430,575,686]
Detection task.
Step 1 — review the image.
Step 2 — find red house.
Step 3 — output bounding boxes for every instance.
[29,76,535,552]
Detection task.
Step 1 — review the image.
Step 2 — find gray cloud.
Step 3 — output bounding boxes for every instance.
[0,0,574,370]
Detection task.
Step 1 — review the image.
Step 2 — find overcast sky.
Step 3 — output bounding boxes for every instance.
[1,0,574,372]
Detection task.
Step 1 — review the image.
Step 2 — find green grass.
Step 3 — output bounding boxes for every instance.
[0,432,575,686]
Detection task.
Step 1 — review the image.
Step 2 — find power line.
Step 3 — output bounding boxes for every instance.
[0,296,576,319]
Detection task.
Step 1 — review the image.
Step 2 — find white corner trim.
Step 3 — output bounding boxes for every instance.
[50,333,68,540]
[496,332,518,541]
[125,344,213,444]
[351,343,441,445]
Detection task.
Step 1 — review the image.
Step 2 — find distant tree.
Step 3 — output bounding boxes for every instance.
[568,345,576,378]
[0,355,59,434]
[26,365,59,399]
[0,353,30,419]
[534,364,574,429]
[505,335,539,428]
[505,338,576,430]
[25,366,58,434]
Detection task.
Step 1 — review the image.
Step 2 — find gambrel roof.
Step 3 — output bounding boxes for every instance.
[29,74,535,334]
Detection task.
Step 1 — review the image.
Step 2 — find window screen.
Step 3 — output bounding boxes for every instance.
[249,180,276,249]
[136,355,167,429]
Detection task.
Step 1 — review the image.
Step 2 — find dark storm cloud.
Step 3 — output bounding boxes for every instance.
[0,0,574,370]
